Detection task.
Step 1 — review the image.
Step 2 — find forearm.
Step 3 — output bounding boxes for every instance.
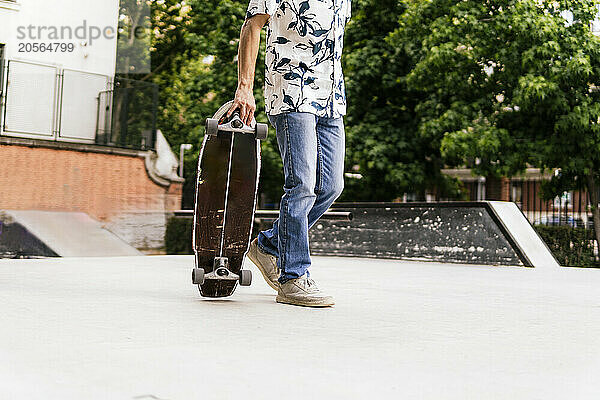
[237,19,263,90]
[229,14,269,123]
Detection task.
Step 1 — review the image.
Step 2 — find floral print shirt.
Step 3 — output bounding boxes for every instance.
[246,0,352,118]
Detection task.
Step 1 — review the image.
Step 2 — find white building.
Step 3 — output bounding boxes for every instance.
[0,0,119,74]
[0,0,127,144]
[0,0,182,255]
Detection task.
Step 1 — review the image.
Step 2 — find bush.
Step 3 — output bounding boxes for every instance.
[534,225,599,268]
[165,215,269,255]
[165,216,193,255]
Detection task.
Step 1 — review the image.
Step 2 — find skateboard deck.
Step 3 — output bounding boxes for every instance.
[192,101,268,297]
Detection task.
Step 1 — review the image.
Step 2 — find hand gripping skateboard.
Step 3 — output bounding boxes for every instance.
[191,101,268,297]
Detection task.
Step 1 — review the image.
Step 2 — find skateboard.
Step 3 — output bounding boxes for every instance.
[191,101,268,297]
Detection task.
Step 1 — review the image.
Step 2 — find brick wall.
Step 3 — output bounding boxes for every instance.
[0,140,183,252]
[485,176,510,201]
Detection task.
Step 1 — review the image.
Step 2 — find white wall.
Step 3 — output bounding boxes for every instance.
[0,0,120,141]
[0,2,21,55]
[0,0,119,76]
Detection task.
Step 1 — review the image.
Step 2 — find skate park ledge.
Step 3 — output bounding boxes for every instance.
[174,201,559,269]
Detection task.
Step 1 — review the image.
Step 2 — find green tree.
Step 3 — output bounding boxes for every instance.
[112,1,193,148]
[343,0,461,201]
[146,0,283,207]
[117,0,193,81]
[398,0,600,241]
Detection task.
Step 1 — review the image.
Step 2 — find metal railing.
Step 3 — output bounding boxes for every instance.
[95,77,158,150]
[508,180,594,229]
[0,59,157,150]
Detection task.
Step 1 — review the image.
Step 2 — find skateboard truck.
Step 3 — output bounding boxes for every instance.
[192,257,252,287]
[205,112,268,140]
[210,257,238,281]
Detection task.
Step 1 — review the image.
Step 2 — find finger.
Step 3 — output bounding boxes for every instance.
[243,107,249,125]
[240,104,248,124]
[241,103,248,125]
[246,107,253,126]
[226,100,239,118]
[247,107,255,126]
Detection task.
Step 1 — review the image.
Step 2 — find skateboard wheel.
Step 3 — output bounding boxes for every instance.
[192,268,205,285]
[239,269,252,286]
[206,118,219,136]
[256,123,268,140]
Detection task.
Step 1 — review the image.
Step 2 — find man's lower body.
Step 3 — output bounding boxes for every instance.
[247,112,345,307]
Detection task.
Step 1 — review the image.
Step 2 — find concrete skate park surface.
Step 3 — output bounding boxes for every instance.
[1,256,599,399]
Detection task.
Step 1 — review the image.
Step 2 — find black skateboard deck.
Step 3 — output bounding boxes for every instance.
[192,101,268,297]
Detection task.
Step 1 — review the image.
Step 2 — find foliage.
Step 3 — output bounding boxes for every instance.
[396,0,600,242]
[141,0,283,208]
[342,0,462,201]
[535,225,599,267]
[117,0,193,80]
[165,216,193,254]
[397,0,600,178]
[145,0,600,212]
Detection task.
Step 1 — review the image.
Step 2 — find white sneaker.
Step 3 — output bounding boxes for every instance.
[276,275,335,307]
[247,238,280,291]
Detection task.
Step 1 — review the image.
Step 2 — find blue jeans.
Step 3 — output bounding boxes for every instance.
[257,112,345,283]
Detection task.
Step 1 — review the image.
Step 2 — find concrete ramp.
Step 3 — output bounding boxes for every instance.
[488,201,560,268]
[308,201,560,268]
[1,210,141,257]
